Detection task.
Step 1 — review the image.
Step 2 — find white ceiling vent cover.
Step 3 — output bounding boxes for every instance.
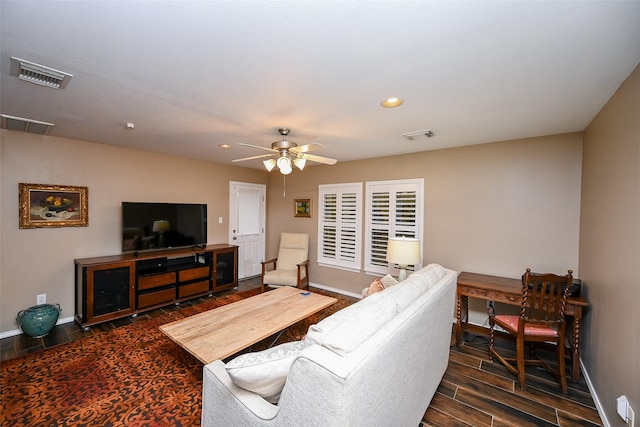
[402,129,434,140]
[1,114,54,135]
[10,57,73,89]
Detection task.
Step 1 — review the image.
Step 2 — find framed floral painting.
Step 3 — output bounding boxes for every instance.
[19,183,88,228]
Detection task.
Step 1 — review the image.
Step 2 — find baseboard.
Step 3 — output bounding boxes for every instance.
[581,359,611,427]
[309,281,363,299]
[0,316,75,339]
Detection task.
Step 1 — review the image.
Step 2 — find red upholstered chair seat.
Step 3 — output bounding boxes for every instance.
[493,315,559,337]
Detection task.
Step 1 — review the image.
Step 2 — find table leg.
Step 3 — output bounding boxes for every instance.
[455,295,468,346]
[571,316,581,381]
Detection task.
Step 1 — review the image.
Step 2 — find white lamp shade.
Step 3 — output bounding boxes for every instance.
[293,157,306,171]
[263,158,276,172]
[386,237,421,266]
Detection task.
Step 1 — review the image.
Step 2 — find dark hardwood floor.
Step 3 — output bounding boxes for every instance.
[422,334,603,427]
[1,277,603,426]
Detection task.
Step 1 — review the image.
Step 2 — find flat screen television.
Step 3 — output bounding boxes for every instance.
[122,202,207,253]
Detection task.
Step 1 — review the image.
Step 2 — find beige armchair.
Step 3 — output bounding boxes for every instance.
[261,233,310,293]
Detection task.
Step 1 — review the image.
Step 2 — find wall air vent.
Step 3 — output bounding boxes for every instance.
[10,57,73,89]
[1,114,54,135]
[402,129,435,141]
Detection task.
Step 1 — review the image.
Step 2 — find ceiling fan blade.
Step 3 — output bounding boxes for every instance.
[301,153,337,165]
[232,154,274,162]
[237,143,277,153]
[291,142,326,154]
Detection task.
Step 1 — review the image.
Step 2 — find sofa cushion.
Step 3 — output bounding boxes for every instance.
[409,263,447,288]
[305,291,397,355]
[382,264,447,312]
[225,341,304,403]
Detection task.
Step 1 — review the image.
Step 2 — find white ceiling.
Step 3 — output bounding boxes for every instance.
[2,1,640,170]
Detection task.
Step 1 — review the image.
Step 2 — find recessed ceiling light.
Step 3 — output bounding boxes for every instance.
[381,97,404,108]
[219,144,231,149]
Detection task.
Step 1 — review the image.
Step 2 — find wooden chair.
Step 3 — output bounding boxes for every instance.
[261,232,310,293]
[489,268,572,393]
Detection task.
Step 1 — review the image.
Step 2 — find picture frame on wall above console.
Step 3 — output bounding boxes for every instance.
[294,198,312,218]
[19,183,88,229]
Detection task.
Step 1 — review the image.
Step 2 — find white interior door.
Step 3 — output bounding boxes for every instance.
[229,181,265,279]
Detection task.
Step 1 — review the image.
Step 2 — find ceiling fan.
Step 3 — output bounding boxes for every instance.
[232,128,337,175]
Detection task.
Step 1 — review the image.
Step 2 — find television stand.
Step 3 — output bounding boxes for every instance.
[74,244,238,328]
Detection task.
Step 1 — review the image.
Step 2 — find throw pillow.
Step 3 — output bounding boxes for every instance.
[364,278,385,298]
[225,340,304,403]
[380,274,399,288]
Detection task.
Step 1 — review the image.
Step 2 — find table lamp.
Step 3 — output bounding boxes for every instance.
[386,237,421,281]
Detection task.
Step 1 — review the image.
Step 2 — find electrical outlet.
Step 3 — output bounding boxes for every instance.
[37,293,46,305]
[618,395,635,427]
[486,300,495,314]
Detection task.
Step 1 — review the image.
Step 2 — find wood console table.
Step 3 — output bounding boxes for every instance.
[455,271,589,381]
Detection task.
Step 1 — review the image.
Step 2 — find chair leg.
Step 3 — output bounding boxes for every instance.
[558,340,568,394]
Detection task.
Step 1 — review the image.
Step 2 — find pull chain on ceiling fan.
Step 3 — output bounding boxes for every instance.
[232,128,337,175]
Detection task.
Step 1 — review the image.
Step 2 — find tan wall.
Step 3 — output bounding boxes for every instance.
[265,133,583,308]
[580,63,640,426]
[1,130,584,337]
[0,130,267,333]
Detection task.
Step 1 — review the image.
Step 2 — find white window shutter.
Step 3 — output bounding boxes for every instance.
[365,179,423,276]
[317,183,362,272]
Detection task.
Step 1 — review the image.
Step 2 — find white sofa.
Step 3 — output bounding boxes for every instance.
[202,264,458,427]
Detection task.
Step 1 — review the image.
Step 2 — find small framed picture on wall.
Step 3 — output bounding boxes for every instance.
[294,198,312,218]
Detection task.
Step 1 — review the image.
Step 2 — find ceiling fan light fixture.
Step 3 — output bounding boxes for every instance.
[277,156,292,175]
[293,157,306,171]
[280,165,292,175]
[233,127,337,169]
[263,158,277,172]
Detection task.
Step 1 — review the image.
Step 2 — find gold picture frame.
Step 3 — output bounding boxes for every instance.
[19,183,88,229]
[294,198,312,218]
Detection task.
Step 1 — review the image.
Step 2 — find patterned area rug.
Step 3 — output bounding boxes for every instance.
[0,288,353,426]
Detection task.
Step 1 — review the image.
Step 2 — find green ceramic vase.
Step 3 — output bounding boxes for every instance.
[16,303,61,338]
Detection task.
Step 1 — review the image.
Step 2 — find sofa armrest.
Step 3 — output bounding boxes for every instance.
[202,360,280,425]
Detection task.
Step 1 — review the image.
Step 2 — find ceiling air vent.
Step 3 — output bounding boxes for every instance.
[402,129,434,141]
[10,57,73,89]
[1,114,54,135]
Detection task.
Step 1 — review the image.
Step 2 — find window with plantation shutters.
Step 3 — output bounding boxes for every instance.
[317,183,363,272]
[365,179,423,276]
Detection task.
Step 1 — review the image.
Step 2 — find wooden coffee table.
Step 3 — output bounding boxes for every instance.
[160,286,337,364]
